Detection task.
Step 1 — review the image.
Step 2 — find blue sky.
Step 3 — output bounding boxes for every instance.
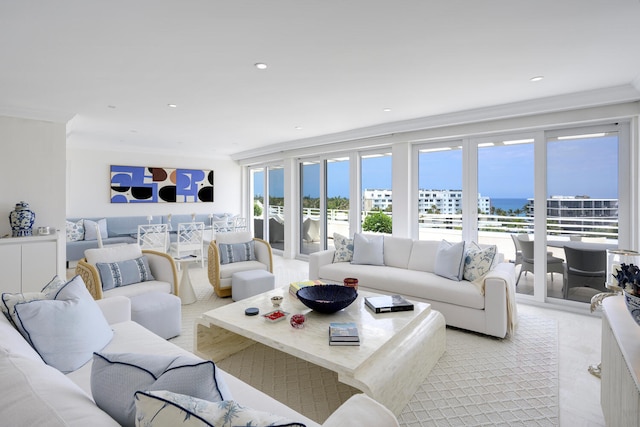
[255,136,618,199]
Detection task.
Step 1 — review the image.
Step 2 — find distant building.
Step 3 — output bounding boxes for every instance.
[363,189,491,215]
[526,195,619,218]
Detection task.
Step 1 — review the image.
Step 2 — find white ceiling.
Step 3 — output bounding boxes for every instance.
[2,0,640,158]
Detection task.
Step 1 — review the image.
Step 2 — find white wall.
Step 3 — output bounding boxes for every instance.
[0,116,66,237]
[66,148,242,218]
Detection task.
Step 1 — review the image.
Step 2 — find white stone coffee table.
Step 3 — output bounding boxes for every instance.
[194,287,446,414]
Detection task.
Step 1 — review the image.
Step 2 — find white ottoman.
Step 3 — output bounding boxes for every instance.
[232,269,275,301]
[130,292,182,339]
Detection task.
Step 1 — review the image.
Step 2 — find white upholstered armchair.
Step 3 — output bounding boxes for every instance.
[208,231,273,297]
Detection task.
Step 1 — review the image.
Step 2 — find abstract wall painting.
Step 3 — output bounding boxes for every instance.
[110,165,214,203]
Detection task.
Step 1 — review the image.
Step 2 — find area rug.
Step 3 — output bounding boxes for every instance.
[171,268,559,426]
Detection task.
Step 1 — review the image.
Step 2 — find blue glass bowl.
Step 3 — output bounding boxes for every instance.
[296,284,358,314]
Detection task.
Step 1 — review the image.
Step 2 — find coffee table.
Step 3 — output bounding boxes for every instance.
[194,287,445,414]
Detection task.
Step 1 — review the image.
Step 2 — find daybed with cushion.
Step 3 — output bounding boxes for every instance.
[0,275,399,426]
[65,213,235,264]
[309,233,517,339]
[208,231,274,297]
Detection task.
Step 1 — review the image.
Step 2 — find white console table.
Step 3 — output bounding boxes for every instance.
[601,296,640,427]
[0,232,62,293]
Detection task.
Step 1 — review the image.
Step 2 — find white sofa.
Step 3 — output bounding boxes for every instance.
[0,294,399,426]
[309,235,517,338]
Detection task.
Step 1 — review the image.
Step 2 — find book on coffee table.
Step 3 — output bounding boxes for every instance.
[365,294,414,313]
[329,322,360,346]
[289,279,328,298]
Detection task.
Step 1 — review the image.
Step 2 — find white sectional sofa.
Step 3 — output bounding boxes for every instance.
[309,235,517,338]
[0,294,399,426]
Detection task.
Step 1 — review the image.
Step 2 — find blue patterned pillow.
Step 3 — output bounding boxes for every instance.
[463,242,497,282]
[92,352,232,427]
[65,219,84,242]
[134,391,307,427]
[96,256,154,291]
[333,233,354,263]
[218,241,256,264]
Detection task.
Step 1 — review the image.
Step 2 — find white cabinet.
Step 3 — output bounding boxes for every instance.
[601,296,640,427]
[0,232,61,293]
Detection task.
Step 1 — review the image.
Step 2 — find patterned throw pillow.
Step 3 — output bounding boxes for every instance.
[95,256,155,291]
[1,275,67,327]
[218,241,256,265]
[463,242,497,282]
[65,219,84,242]
[134,391,307,427]
[333,233,354,263]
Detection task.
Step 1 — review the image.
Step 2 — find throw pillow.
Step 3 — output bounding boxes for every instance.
[65,219,85,242]
[333,233,354,263]
[434,240,466,281]
[11,275,113,373]
[463,242,497,282]
[218,241,256,265]
[83,218,108,241]
[95,256,155,291]
[134,391,307,427]
[1,275,66,326]
[351,233,384,266]
[91,352,232,427]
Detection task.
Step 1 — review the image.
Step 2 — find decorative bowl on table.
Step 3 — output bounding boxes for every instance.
[296,284,357,314]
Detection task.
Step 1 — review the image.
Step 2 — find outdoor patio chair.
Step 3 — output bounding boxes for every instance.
[516,237,565,286]
[562,246,607,300]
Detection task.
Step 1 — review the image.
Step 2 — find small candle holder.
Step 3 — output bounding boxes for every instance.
[270,296,283,307]
[290,313,305,329]
[344,277,358,291]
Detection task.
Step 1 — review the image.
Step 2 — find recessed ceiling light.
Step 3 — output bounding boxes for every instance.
[383,108,392,112]
[107,105,116,109]
[530,76,544,82]
[294,126,303,130]
[254,63,268,70]
[167,104,177,108]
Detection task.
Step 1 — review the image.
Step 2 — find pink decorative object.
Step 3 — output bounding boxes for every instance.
[290,313,306,328]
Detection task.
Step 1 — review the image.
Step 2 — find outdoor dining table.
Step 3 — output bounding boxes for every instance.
[546,239,618,251]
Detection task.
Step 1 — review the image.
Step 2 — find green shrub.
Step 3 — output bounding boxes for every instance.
[253,202,263,217]
[362,211,392,234]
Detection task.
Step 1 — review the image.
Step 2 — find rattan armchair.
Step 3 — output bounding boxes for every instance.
[208,231,273,297]
[75,246,178,300]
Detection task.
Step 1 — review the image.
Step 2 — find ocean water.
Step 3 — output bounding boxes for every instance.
[490,198,529,213]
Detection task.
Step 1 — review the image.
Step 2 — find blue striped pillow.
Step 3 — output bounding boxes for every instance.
[96,256,155,290]
[218,241,256,265]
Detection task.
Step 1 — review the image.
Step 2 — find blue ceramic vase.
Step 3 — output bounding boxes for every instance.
[9,201,35,237]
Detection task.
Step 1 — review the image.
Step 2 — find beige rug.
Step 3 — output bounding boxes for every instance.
[170,266,559,426]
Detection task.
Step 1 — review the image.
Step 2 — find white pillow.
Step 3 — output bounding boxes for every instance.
[91,352,232,427]
[83,218,108,241]
[11,275,113,373]
[351,233,384,266]
[85,243,143,265]
[434,240,466,281]
[134,391,305,427]
[463,242,497,282]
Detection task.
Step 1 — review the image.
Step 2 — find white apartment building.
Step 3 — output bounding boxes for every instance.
[363,189,491,215]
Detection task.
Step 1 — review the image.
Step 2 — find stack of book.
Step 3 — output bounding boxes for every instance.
[289,279,328,298]
[328,322,360,346]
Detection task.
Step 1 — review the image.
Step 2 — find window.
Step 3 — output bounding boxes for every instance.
[416,144,462,241]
